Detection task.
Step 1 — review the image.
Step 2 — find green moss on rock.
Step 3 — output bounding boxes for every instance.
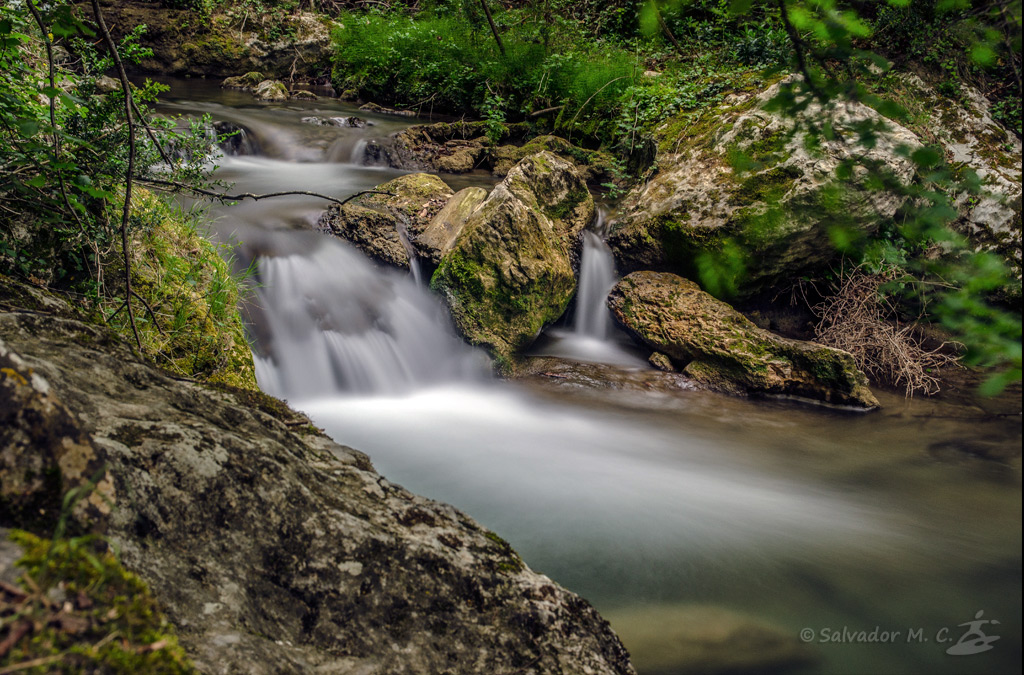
[431,152,594,364]
[607,271,879,408]
[2,530,195,674]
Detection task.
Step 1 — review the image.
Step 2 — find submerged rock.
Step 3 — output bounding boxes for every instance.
[608,271,879,408]
[212,120,260,156]
[317,173,453,269]
[300,115,368,128]
[0,285,636,675]
[358,101,416,117]
[606,604,817,675]
[431,151,595,366]
[253,79,289,102]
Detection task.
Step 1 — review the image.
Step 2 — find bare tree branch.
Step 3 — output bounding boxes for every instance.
[91,0,142,351]
[137,177,395,206]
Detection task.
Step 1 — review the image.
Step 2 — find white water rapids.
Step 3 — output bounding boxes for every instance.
[155,77,1021,675]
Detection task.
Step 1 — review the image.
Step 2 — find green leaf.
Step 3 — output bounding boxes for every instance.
[729,0,753,15]
[25,175,47,188]
[910,146,942,168]
[16,119,39,136]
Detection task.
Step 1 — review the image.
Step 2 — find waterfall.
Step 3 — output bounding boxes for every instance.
[532,209,646,367]
[250,238,487,399]
[573,230,617,340]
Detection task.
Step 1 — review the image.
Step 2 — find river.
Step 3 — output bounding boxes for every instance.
[151,77,1021,675]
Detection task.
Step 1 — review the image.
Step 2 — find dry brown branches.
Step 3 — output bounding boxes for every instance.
[812,264,961,396]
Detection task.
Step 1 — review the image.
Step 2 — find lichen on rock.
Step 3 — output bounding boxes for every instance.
[608,76,1022,300]
[0,278,636,675]
[607,271,879,409]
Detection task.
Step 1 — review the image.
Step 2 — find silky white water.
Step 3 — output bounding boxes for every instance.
[154,77,1022,675]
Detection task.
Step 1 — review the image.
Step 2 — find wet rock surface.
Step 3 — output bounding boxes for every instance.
[0,286,636,675]
[608,271,879,409]
[316,174,453,269]
[431,152,595,364]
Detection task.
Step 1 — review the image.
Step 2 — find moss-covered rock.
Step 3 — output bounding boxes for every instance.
[490,135,615,183]
[253,79,289,102]
[609,76,1022,299]
[607,80,918,299]
[607,271,879,408]
[0,530,195,674]
[317,174,454,269]
[431,152,595,365]
[414,186,489,264]
[111,190,257,391]
[103,5,332,81]
[221,71,263,90]
[0,284,635,675]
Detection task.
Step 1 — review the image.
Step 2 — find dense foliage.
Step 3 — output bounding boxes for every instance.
[0,1,254,388]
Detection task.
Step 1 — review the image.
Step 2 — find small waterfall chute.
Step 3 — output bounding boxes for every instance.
[251,238,488,399]
[532,209,646,367]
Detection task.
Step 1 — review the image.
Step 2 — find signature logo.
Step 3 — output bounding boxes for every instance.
[946,611,1000,656]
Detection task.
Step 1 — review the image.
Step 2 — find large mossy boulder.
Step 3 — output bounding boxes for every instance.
[607,271,879,408]
[431,151,595,366]
[608,77,1022,300]
[317,174,453,269]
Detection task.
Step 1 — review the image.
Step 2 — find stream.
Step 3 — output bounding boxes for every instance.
[153,78,1021,675]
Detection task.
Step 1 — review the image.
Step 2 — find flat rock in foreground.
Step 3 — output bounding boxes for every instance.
[0,292,635,674]
[607,271,879,409]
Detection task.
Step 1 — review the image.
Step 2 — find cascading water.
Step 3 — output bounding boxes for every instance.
[250,236,487,399]
[534,209,646,366]
[573,230,617,339]
[154,76,1022,675]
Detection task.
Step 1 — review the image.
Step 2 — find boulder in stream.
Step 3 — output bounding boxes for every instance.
[608,271,879,408]
[431,151,595,366]
[221,71,264,90]
[316,173,453,269]
[253,79,289,102]
[0,279,636,675]
[414,186,490,264]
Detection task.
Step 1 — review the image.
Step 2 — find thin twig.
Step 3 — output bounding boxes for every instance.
[91,0,142,352]
[528,105,564,118]
[136,178,394,206]
[131,289,165,335]
[777,0,827,101]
